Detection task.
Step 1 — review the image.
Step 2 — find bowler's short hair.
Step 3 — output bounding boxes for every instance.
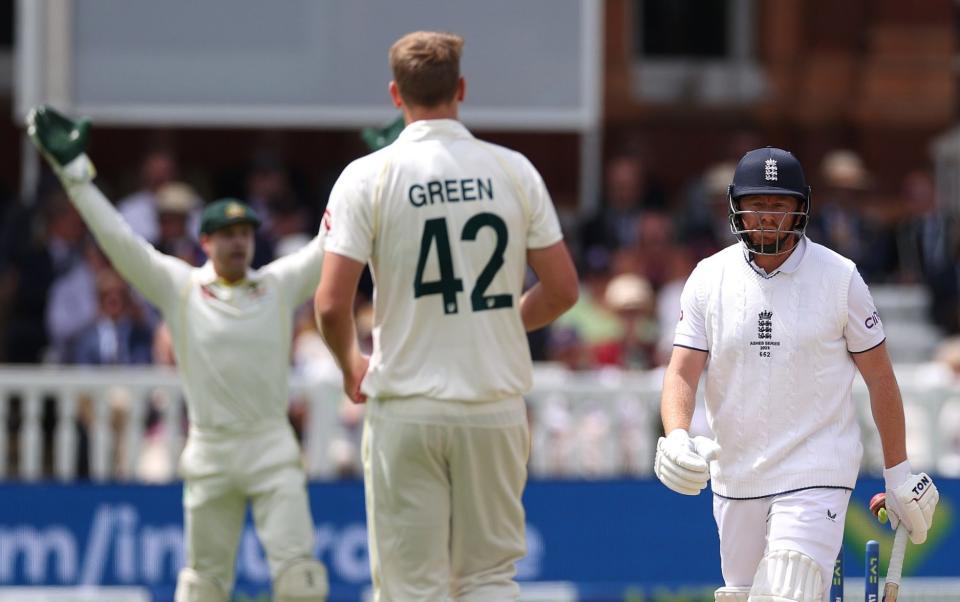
[389,31,463,108]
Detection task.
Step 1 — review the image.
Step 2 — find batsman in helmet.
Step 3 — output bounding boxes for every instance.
[654,147,939,602]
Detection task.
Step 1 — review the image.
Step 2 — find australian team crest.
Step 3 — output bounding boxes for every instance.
[226,202,247,218]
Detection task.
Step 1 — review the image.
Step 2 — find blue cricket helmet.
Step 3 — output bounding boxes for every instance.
[727,147,812,255]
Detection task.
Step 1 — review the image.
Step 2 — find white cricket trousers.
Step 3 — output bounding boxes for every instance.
[362,396,529,602]
[178,420,317,593]
[713,487,851,602]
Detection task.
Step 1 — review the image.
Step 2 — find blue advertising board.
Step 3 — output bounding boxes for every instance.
[0,478,956,601]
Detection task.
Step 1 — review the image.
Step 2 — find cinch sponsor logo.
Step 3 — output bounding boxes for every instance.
[864,311,881,329]
[0,504,544,585]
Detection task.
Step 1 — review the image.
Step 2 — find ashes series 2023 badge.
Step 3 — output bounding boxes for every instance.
[750,310,780,358]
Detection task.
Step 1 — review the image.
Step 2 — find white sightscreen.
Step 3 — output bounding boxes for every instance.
[17,0,601,130]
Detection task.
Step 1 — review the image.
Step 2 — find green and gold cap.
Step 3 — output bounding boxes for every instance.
[199,199,261,235]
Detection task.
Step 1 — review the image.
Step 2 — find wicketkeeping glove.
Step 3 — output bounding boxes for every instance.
[654,429,721,496]
[25,104,96,185]
[883,460,939,545]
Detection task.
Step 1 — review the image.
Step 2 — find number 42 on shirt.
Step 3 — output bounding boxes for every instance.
[414,212,511,315]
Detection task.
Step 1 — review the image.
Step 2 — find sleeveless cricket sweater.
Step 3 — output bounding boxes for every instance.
[693,242,864,498]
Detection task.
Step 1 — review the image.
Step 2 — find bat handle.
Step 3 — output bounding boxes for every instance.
[882,525,909,602]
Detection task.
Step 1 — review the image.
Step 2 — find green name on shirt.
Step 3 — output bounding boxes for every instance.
[409,178,494,208]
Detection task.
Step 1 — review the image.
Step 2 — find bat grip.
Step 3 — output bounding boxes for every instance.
[882,525,909,602]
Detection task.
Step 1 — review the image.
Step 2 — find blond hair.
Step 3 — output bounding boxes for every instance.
[389,31,463,108]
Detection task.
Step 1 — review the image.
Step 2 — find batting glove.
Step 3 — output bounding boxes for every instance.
[884,460,939,545]
[26,104,96,185]
[654,428,720,496]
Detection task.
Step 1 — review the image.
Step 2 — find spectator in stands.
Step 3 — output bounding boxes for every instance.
[0,190,85,362]
[895,169,960,332]
[545,327,589,370]
[580,153,665,257]
[67,269,154,365]
[654,246,697,366]
[631,209,679,290]
[554,248,624,366]
[894,169,938,282]
[678,129,762,259]
[808,149,895,281]
[269,198,313,258]
[598,273,658,369]
[681,161,738,261]
[46,238,108,362]
[244,152,305,266]
[118,149,179,244]
[154,182,204,266]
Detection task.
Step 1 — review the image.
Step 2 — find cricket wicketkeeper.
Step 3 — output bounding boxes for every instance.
[27,105,329,602]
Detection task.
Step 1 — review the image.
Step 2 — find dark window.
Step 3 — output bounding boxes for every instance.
[636,0,729,58]
[0,1,12,49]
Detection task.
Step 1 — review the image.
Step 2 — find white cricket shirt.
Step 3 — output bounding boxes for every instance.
[324,119,563,402]
[64,173,324,431]
[675,238,886,498]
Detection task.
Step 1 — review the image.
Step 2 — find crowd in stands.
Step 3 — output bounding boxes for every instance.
[550,146,960,373]
[2,137,960,479]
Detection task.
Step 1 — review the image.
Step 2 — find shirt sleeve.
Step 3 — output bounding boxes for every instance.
[520,156,563,249]
[845,268,886,353]
[65,178,192,314]
[323,162,375,264]
[262,229,325,307]
[673,263,709,351]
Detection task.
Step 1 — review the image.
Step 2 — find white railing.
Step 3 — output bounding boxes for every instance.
[0,366,343,482]
[1,363,959,482]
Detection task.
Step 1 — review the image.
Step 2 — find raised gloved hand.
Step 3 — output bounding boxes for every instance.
[654,428,720,496]
[884,460,939,545]
[25,104,95,184]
